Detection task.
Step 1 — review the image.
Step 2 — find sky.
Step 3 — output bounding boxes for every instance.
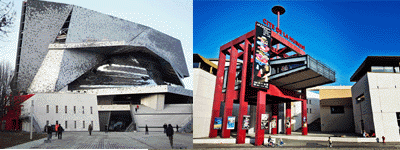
[0,0,193,90]
[194,1,400,87]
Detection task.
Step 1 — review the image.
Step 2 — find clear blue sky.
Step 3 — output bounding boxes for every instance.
[194,1,400,86]
[1,0,193,89]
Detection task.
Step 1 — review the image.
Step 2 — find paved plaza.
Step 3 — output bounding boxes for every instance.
[194,132,400,149]
[7,132,193,149]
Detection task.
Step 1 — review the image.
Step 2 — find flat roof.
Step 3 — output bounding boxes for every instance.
[350,56,400,82]
[308,86,352,91]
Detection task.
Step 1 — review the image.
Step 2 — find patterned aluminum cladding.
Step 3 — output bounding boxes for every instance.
[17,0,72,92]
[16,0,189,92]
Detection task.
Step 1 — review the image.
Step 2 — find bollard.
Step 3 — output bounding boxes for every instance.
[382,136,385,143]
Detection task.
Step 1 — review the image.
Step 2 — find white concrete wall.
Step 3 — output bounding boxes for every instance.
[367,73,400,142]
[292,101,302,131]
[352,74,373,135]
[98,105,130,111]
[21,93,100,132]
[193,69,216,138]
[141,94,165,110]
[307,91,320,124]
[134,104,192,132]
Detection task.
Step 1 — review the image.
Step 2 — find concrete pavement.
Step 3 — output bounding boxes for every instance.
[7,131,193,149]
[194,131,379,144]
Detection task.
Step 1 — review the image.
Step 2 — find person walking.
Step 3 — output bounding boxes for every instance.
[105,125,108,133]
[176,125,179,132]
[57,124,64,139]
[88,124,93,136]
[55,121,59,137]
[145,125,149,135]
[45,124,52,141]
[328,137,332,147]
[166,124,174,148]
[163,123,167,133]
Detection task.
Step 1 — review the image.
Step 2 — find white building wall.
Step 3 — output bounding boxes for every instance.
[291,101,302,131]
[307,91,320,124]
[21,93,100,132]
[193,69,216,138]
[367,73,400,142]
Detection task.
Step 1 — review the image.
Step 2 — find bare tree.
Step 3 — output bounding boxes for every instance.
[0,0,16,40]
[0,60,13,119]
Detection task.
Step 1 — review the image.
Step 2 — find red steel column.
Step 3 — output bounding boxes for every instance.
[271,104,278,135]
[286,102,291,135]
[255,90,266,146]
[221,46,238,138]
[301,89,308,135]
[236,40,250,144]
[209,49,227,138]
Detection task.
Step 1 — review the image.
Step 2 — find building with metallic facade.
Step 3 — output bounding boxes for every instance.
[6,0,192,133]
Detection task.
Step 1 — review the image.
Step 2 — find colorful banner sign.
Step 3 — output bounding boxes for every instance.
[252,22,271,89]
[227,116,235,130]
[214,117,222,129]
[242,115,251,129]
[261,114,269,130]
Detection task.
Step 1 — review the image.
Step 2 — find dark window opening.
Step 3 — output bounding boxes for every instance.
[54,10,72,43]
[331,106,344,114]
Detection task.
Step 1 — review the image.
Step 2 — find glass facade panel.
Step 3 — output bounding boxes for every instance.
[384,66,394,73]
[371,66,384,72]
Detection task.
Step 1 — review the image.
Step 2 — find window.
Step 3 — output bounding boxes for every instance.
[91,121,93,126]
[309,100,311,104]
[396,112,400,129]
[46,105,49,113]
[82,106,84,114]
[74,121,76,129]
[331,106,344,114]
[74,106,76,114]
[193,62,200,68]
[90,106,93,114]
[65,106,67,114]
[83,121,85,128]
[395,67,400,73]
[65,121,67,129]
[371,66,384,72]
[372,66,395,73]
[310,108,312,114]
[56,105,58,113]
[46,120,49,125]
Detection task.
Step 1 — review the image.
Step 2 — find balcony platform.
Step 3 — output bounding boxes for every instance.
[269,55,335,90]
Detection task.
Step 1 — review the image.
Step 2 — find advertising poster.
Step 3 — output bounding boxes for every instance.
[252,22,271,90]
[227,116,235,130]
[271,118,277,128]
[261,114,269,129]
[242,115,250,129]
[214,117,222,129]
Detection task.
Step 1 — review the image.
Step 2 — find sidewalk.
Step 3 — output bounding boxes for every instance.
[7,132,193,149]
[194,131,379,144]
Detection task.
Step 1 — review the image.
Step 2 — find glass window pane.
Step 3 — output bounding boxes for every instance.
[384,66,394,73]
[395,67,400,73]
[193,62,200,68]
[371,66,384,72]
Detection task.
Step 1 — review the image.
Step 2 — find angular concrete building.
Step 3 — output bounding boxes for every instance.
[14,0,192,132]
[351,56,400,142]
